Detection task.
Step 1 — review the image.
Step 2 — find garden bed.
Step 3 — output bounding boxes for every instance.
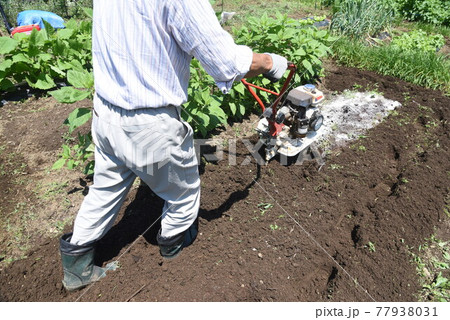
[0,64,449,301]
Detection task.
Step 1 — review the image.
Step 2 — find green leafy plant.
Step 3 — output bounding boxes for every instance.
[270,223,280,231]
[234,12,334,82]
[182,12,335,137]
[0,11,94,100]
[391,29,445,53]
[52,108,95,175]
[3,11,335,172]
[395,0,449,25]
[413,235,450,302]
[366,241,376,252]
[258,202,274,216]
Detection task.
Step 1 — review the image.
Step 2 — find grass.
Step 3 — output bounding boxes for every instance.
[412,233,450,302]
[257,202,273,215]
[408,22,450,38]
[395,19,450,38]
[2,202,37,263]
[332,37,450,95]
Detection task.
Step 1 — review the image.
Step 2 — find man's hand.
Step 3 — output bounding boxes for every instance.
[245,53,287,80]
[263,53,288,82]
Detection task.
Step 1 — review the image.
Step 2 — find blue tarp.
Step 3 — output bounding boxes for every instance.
[17,10,65,29]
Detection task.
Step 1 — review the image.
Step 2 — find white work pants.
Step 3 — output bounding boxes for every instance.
[70,94,200,245]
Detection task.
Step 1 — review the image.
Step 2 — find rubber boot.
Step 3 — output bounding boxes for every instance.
[59,233,107,291]
[157,220,198,259]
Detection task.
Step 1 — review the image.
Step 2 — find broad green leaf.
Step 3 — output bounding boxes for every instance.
[64,107,92,133]
[209,105,227,125]
[194,111,210,128]
[234,82,246,96]
[308,39,321,49]
[229,102,237,116]
[67,70,94,89]
[260,91,269,101]
[311,55,322,66]
[57,28,75,40]
[0,79,14,91]
[86,142,95,153]
[83,7,94,18]
[209,95,223,109]
[201,89,210,104]
[49,65,66,77]
[67,159,75,169]
[435,273,449,289]
[42,20,55,37]
[239,103,246,116]
[302,60,314,76]
[295,48,306,57]
[36,29,48,43]
[57,60,73,71]
[0,59,12,72]
[0,37,18,54]
[62,144,71,158]
[52,158,66,170]
[30,73,56,90]
[261,78,271,86]
[316,30,328,38]
[68,60,85,72]
[79,20,92,34]
[196,124,207,137]
[39,53,53,62]
[50,86,91,104]
[64,19,78,29]
[84,160,95,175]
[28,28,39,46]
[12,32,28,41]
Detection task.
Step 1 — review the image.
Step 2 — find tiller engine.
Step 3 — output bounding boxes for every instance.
[241,64,325,161]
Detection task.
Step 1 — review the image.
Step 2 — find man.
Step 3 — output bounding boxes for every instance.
[59,0,288,291]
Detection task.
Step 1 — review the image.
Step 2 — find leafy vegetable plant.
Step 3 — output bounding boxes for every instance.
[391,29,445,53]
[0,9,94,101]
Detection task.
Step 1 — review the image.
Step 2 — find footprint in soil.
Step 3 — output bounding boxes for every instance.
[351,225,365,248]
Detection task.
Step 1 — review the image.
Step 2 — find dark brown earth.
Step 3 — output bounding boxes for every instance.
[0,64,449,302]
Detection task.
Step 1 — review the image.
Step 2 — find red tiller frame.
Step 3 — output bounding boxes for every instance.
[241,63,297,136]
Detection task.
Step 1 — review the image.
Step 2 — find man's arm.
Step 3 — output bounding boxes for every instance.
[245,53,288,82]
[245,53,272,78]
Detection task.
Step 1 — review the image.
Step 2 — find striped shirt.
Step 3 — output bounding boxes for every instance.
[92,0,253,110]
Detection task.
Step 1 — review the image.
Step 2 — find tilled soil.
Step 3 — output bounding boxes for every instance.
[0,64,449,302]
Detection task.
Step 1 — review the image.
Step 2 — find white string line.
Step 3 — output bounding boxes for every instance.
[240,11,388,301]
[241,6,390,301]
[74,184,193,302]
[251,176,377,301]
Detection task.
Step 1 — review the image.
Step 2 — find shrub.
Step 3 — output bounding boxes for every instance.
[233,13,335,84]
[395,0,449,25]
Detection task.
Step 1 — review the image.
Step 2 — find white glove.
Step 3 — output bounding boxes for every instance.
[263,53,288,82]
